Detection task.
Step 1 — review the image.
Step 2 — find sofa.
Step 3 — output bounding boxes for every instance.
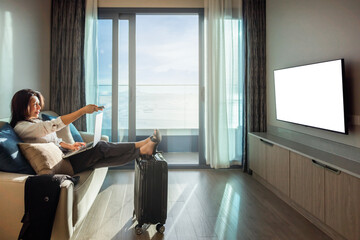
[0,111,108,240]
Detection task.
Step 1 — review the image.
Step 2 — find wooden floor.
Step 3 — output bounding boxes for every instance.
[71,169,331,240]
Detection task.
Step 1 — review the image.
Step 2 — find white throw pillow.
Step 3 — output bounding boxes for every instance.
[18,142,74,176]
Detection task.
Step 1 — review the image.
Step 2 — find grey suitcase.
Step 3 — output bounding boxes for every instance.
[134,153,168,235]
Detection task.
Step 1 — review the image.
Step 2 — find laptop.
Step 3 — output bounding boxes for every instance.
[63,112,103,158]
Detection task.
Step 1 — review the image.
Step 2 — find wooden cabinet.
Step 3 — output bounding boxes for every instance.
[249,133,360,240]
[266,144,290,196]
[325,170,360,240]
[290,152,325,221]
[249,135,290,196]
[248,135,267,179]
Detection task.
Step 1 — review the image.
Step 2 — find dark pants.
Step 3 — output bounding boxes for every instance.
[68,141,140,174]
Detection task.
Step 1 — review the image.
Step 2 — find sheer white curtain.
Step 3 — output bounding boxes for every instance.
[84,0,98,132]
[205,0,243,169]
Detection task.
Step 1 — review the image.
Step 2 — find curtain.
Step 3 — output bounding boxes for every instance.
[84,0,98,133]
[50,0,86,131]
[204,0,244,169]
[243,0,266,172]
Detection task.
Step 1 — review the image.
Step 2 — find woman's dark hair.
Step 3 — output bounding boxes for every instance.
[10,89,44,128]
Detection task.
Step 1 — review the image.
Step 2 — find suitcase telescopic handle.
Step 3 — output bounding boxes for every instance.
[136,156,155,164]
[154,153,166,162]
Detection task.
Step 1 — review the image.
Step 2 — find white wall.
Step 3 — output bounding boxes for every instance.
[267,0,360,147]
[0,0,51,118]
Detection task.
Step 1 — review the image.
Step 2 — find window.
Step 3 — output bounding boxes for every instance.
[98,9,205,166]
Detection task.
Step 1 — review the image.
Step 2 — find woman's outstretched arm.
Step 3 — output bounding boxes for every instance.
[60,104,103,125]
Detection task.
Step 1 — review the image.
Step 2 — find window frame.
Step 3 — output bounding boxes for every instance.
[98,8,206,168]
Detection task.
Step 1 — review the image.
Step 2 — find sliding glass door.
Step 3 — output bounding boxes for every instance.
[98,9,204,167]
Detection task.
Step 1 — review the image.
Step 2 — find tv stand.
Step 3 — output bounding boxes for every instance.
[249,132,360,240]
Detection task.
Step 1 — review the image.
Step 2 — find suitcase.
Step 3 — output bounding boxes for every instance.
[133,153,168,235]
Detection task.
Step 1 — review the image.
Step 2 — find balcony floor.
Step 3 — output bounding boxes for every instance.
[162,152,199,165]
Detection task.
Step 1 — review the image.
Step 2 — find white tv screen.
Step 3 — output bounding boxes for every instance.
[274,59,346,134]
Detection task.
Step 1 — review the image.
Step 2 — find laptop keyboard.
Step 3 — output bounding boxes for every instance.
[83,142,93,149]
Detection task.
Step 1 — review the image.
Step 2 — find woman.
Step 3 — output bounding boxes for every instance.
[10,89,161,174]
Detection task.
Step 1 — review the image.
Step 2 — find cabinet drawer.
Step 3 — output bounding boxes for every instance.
[249,135,267,179]
[266,144,289,196]
[325,170,360,240]
[290,152,325,221]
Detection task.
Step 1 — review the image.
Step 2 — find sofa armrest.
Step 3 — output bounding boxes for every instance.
[0,172,29,239]
[79,131,109,143]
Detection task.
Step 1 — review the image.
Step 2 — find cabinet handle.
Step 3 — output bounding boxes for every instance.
[325,165,341,175]
[311,160,326,168]
[260,139,273,147]
[312,160,342,175]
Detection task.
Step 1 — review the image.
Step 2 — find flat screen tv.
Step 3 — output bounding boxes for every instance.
[274,59,347,134]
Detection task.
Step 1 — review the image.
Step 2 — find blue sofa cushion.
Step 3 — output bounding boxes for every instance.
[41,114,84,142]
[0,123,35,174]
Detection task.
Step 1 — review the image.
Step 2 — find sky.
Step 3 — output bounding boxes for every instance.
[98,14,199,86]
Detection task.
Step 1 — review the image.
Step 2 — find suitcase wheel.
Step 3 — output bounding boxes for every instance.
[156,224,165,234]
[135,224,143,235]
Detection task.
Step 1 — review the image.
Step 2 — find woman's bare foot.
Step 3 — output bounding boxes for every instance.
[139,141,156,155]
[137,129,161,155]
[134,137,151,149]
